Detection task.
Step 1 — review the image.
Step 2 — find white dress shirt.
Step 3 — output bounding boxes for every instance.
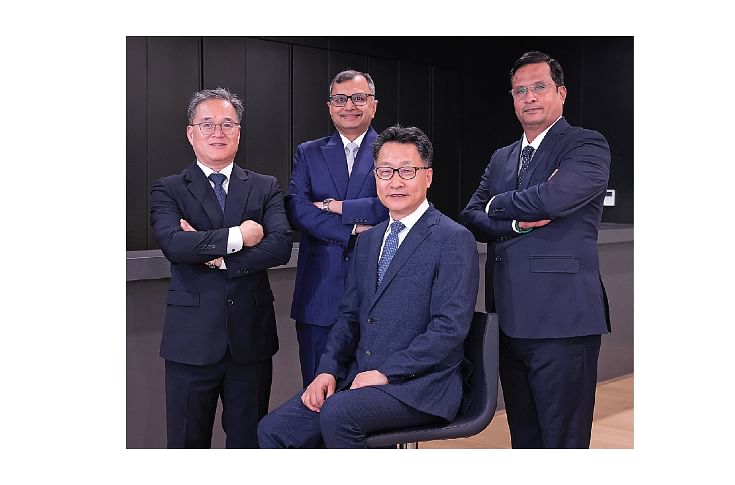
[380,199,430,253]
[197,161,245,269]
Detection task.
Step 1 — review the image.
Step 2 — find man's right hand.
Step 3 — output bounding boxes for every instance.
[301,373,336,412]
[239,220,264,247]
[354,224,372,234]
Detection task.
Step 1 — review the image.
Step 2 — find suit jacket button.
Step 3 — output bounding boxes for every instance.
[365,350,372,357]
[227,299,234,305]
[495,256,502,263]
[344,256,349,261]
[367,317,374,324]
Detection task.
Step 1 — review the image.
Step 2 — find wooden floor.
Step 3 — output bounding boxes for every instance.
[422,373,634,448]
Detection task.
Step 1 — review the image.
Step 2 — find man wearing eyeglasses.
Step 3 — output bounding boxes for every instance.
[460,51,611,448]
[286,70,388,388]
[258,125,479,448]
[150,87,293,448]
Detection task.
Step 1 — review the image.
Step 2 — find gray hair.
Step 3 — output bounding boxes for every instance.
[329,70,376,97]
[187,87,244,124]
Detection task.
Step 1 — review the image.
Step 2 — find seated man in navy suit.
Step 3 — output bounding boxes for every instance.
[258,125,479,448]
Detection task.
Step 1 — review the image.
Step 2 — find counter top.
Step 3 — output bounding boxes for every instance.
[127,223,633,282]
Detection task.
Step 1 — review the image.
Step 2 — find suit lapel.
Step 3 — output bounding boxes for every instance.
[504,142,522,191]
[185,163,224,228]
[224,164,252,228]
[320,132,349,199]
[370,207,439,309]
[521,117,570,189]
[345,127,377,199]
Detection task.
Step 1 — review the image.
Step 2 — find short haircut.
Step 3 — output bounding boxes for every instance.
[329,70,376,97]
[372,125,433,167]
[187,87,244,124]
[509,51,565,87]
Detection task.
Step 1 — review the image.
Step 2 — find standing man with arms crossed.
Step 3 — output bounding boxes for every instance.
[259,125,479,448]
[287,70,388,387]
[460,51,611,448]
[150,88,292,448]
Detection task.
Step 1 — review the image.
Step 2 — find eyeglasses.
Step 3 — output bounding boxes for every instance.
[509,81,557,98]
[374,166,430,180]
[189,122,240,135]
[329,93,374,107]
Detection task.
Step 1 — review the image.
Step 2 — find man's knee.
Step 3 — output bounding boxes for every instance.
[256,412,279,448]
[319,392,359,439]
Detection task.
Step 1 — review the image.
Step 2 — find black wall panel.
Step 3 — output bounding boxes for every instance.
[292,45,330,155]
[244,38,291,191]
[430,66,462,219]
[367,56,399,133]
[397,61,432,136]
[328,49,367,78]
[126,36,148,250]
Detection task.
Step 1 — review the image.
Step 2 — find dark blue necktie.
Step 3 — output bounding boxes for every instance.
[208,172,227,213]
[377,221,405,287]
[517,145,535,189]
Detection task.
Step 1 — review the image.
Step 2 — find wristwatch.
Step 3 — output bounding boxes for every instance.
[322,198,335,212]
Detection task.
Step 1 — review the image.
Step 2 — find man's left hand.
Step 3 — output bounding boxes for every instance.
[350,370,388,389]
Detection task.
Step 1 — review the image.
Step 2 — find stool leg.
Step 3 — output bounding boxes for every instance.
[398,442,419,449]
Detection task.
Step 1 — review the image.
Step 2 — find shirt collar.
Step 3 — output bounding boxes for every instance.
[387,199,430,233]
[522,116,562,151]
[338,130,367,150]
[197,161,234,180]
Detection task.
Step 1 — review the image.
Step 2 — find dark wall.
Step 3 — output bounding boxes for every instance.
[127,36,633,251]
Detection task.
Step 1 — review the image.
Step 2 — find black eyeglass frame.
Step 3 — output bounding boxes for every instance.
[373,166,431,180]
[328,93,375,107]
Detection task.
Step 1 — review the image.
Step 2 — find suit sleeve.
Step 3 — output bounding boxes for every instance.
[341,197,388,226]
[487,131,610,222]
[377,228,479,382]
[315,234,363,380]
[459,152,518,243]
[285,145,356,246]
[150,178,229,264]
[224,177,293,277]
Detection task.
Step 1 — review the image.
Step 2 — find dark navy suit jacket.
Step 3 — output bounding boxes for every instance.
[460,117,611,339]
[150,163,292,366]
[286,129,388,327]
[316,206,479,421]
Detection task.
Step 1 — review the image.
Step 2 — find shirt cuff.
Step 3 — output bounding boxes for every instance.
[222,226,245,270]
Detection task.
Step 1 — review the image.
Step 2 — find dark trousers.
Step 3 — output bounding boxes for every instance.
[258,386,441,448]
[295,321,332,388]
[499,332,601,448]
[165,350,272,448]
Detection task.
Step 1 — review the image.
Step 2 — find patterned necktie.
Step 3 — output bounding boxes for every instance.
[345,142,358,176]
[517,145,535,189]
[208,172,227,213]
[377,221,405,286]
